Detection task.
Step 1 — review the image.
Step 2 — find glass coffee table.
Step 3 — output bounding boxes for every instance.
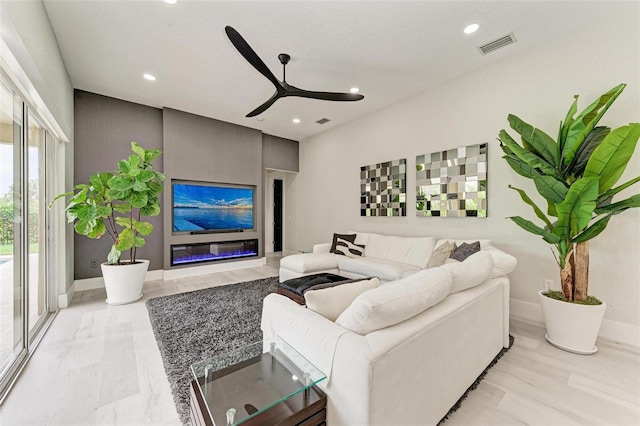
[190,336,327,426]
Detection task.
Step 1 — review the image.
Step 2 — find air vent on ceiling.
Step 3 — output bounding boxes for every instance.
[316,118,331,125]
[477,32,517,55]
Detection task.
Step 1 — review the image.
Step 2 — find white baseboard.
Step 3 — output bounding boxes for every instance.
[73,268,166,292]
[163,257,266,280]
[510,298,640,348]
[58,282,75,309]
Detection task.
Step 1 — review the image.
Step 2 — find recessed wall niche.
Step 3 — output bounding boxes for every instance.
[416,143,487,217]
[360,158,406,216]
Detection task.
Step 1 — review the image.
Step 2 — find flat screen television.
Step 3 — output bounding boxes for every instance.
[172,181,255,233]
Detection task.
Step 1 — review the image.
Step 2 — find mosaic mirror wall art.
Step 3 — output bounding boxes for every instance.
[416,143,487,217]
[360,158,406,216]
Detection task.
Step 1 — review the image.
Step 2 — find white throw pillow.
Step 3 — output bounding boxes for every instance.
[305,277,380,321]
[441,250,493,293]
[484,246,518,277]
[335,268,452,335]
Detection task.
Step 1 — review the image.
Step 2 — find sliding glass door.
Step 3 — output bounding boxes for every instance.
[0,75,58,398]
[0,78,27,382]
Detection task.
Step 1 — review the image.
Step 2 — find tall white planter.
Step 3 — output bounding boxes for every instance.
[538,290,606,354]
[101,259,149,305]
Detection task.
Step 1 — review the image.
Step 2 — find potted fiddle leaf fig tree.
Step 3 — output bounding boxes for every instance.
[498,83,640,354]
[51,142,165,305]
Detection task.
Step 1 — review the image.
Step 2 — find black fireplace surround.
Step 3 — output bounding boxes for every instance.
[170,239,258,266]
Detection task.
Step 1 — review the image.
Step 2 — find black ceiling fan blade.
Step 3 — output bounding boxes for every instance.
[225,26,281,88]
[246,91,281,117]
[285,87,364,102]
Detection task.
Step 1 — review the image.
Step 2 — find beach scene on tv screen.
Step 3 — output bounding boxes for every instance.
[173,184,254,232]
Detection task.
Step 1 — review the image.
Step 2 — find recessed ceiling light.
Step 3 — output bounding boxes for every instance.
[256,117,265,122]
[292,118,301,124]
[143,74,156,81]
[163,0,177,4]
[350,87,360,93]
[464,24,480,34]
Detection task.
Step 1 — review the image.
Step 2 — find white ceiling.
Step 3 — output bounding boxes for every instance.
[43,0,634,141]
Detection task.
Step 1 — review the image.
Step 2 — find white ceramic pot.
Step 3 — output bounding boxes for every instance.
[538,290,606,354]
[101,259,149,305]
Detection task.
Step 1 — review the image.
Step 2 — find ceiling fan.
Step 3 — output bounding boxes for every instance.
[225,26,364,117]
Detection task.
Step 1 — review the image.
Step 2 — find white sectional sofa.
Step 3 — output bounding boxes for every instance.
[279,232,493,283]
[265,232,517,425]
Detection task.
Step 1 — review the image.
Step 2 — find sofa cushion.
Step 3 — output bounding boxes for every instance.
[338,257,421,282]
[449,241,481,262]
[427,241,455,268]
[333,238,365,258]
[280,253,341,273]
[484,246,518,277]
[442,250,493,293]
[305,277,380,321]
[330,233,357,252]
[364,234,436,268]
[335,268,452,335]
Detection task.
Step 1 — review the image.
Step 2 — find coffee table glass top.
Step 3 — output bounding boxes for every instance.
[190,336,326,425]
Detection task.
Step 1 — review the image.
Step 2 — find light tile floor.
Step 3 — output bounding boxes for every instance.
[0,257,638,425]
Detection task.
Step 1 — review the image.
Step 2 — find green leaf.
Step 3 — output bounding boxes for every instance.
[154,171,166,182]
[573,215,612,243]
[118,159,132,175]
[147,181,163,193]
[562,84,626,168]
[508,114,559,166]
[137,170,155,182]
[567,126,609,178]
[96,205,112,218]
[508,185,553,229]
[533,175,568,205]
[498,130,560,179]
[115,228,135,251]
[107,245,121,264]
[134,221,153,236]
[555,177,599,239]
[70,187,88,204]
[112,202,132,214]
[140,203,160,216]
[508,216,561,244]
[100,172,114,185]
[87,220,106,238]
[597,176,640,206]
[76,205,97,222]
[503,155,541,179]
[584,124,640,193]
[559,95,579,152]
[134,236,146,248]
[133,180,147,192]
[115,217,133,229]
[109,176,135,191]
[89,174,104,193]
[131,142,145,160]
[128,154,140,170]
[145,149,162,163]
[594,194,640,215]
[74,219,93,235]
[130,192,148,208]
[108,188,132,200]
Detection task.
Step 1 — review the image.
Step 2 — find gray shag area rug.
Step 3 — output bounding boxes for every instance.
[145,277,279,425]
[146,277,514,425]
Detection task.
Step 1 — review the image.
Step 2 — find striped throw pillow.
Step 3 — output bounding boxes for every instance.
[334,238,365,258]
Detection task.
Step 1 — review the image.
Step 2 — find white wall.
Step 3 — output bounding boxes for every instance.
[289,11,640,331]
[1,1,75,294]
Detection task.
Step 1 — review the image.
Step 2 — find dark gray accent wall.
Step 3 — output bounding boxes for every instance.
[73,90,164,279]
[162,108,263,270]
[262,134,299,172]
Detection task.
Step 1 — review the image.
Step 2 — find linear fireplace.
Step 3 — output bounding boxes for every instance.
[170,239,259,266]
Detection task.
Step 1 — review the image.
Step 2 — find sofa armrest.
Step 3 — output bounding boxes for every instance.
[313,242,331,253]
[261,293,351,381]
